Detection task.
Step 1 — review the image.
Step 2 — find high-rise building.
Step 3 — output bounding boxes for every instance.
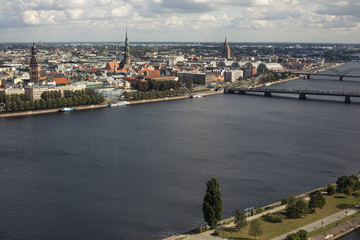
[221,37,231,60]
[29,43,40,84]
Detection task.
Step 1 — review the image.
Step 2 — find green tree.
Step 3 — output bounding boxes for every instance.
[77,96,83,105]
[29,101,35,110]
[344,187,352,197]
[85,95,92,104]
[16,99,24,111]
[202,177,223,229]
[40,99,47,109]
[349,175,360,191]
[336,175,360,193]
[234,210,247,231]
[327,185,335,196]
[72,95,79,106]
[308,190,326,212]
[24,101,31,110]
[5,101,11,111]
[46,99,52,108]
[248,219,263,240]
[185,80,193,90]
[337,175,350,193]
[286,198,308,218]
[11,101,18,111]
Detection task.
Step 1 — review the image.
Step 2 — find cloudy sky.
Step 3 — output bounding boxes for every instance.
[1,0,360,43]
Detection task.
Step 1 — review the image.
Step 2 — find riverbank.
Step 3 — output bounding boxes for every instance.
[129,91,223,105]
[164,182,360,240]
[0,104,108,118]
[0,91,223,118]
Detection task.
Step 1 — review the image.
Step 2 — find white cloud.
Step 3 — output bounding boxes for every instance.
[198,14,217,22]
[1,0,360,42]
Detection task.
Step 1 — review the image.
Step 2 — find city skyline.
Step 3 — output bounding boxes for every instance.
[0,0,360,43]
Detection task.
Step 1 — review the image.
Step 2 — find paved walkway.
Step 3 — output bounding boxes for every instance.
[271,207,360,240]
[168,205,359,240]
[184,204,287,240]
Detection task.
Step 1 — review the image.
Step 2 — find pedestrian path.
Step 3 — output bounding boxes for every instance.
[174,206,359,240]
[186,204,286,240]
[271,207,359,240]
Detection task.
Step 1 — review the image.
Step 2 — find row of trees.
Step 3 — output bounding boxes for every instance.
[258,72,281,84]
[283,190,326,219]
[3,91,105,112]
[131,80,182,92]
[336,174,360,193]
[124,89,186,100]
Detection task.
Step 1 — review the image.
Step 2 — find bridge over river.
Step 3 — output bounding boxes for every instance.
[225,88,360,103]
[276,66,360,81]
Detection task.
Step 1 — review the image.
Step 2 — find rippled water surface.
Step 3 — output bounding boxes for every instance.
[1,63,360,239]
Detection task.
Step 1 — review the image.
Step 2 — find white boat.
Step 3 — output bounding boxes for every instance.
[264,82,272,87]
[190,93,205,98]
[58,107,76,112]
[108,101,130,107]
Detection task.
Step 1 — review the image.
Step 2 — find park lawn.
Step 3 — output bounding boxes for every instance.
[217,192,360,240]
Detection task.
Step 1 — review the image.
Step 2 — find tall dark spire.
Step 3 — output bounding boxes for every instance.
[124,27,131,65]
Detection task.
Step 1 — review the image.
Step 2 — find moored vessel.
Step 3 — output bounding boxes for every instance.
[58,107,76,112]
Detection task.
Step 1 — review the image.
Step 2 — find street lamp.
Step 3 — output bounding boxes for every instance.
[321,219,324,228]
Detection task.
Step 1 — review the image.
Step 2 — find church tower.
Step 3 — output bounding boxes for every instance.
[124,28,131,65]
[29,43,40,84]
[221,37,231,60]
[120,28,131,69]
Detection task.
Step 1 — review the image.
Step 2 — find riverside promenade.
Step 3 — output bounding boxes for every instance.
[165,205,360,240]
[272,207,360,240]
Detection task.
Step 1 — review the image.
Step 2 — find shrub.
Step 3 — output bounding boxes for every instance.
[262,213,285,223]
[286,198,309,218]
[250,209,255,216]
[256,208,263,214]
[327,184,335,195]
[286,229,308,240]
[281,196,296,205]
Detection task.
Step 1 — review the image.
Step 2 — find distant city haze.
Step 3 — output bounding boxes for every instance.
[1,0,360,43]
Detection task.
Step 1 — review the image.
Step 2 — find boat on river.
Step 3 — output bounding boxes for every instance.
[190,93,205,98]
[58,107,76,112]
[108,101,130,107]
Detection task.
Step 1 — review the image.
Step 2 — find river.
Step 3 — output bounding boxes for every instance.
[1,62,360,239]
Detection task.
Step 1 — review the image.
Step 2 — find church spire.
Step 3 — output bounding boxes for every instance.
[124,27,131,65]
[221,36,231,60]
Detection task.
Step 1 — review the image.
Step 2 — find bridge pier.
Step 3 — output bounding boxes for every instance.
[345,96,352,104]
[339,76,343,81]
[264,91,272,97]
[306,74,311,79]
[238,90,246,95]
[299,93,307,100]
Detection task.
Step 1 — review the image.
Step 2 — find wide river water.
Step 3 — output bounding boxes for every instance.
[1,62,360,239]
